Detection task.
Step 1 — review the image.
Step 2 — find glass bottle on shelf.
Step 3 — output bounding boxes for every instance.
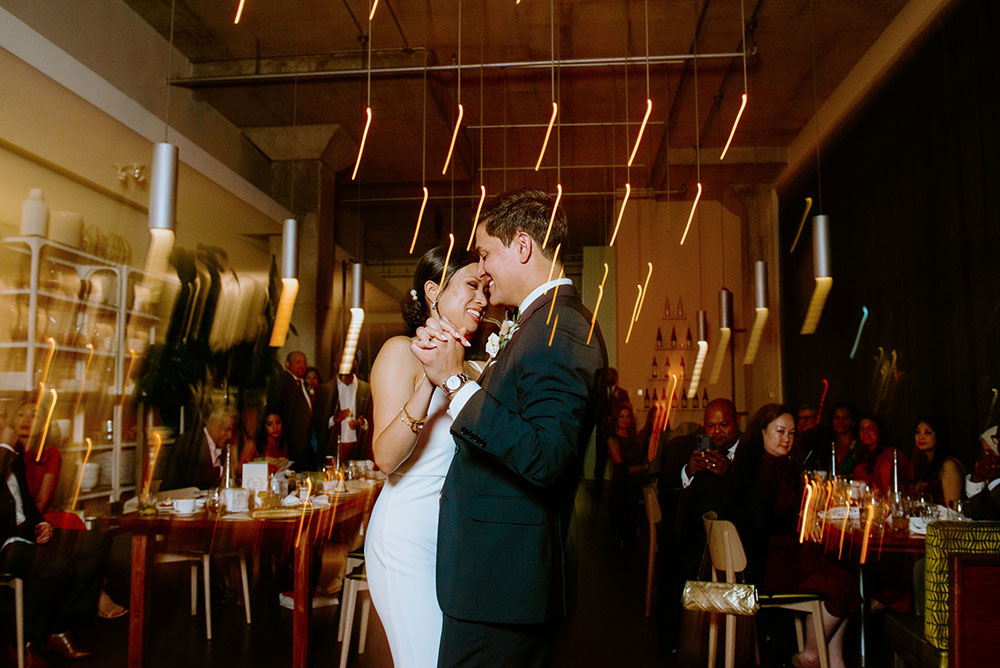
[643,389,650,410]
[685,327,693,348]
[651,388,658,404]
[663,296,671,318]
[669,327,677,349]
[701,387,709,408]
[671,390,678,409]
[680,356,686,374]
[656,328,663,349]
[676,297,684,318]
[681,387,688,409]
[664,355,670,374]
[651,356,658,379]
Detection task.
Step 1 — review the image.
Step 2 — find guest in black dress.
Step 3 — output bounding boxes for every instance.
[725,404,859,668]
[607,402,649,547]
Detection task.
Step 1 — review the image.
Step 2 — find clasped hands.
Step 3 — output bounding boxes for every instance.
[687,448,729,477]
[411,315,470,386]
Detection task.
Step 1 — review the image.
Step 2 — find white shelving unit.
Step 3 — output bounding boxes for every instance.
[0,235,159,502]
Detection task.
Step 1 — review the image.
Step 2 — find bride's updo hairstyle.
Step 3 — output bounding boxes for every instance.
[401,246,477,335]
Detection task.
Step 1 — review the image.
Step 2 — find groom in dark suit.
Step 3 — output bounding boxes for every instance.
[413,189,608,667]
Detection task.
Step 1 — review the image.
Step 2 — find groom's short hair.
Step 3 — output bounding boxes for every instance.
[481,188,567,260]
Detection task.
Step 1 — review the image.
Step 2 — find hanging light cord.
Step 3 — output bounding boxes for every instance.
[164,0,176,141]
[809,0,823,213]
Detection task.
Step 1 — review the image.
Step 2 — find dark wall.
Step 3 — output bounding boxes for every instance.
[778,0,1000,467]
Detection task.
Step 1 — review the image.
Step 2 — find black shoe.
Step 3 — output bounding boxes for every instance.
[45,631,94,660]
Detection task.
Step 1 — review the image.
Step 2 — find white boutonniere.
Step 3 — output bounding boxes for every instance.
[486,316,518,363]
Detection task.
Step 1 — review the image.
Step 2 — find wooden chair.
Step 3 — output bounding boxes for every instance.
[642,483,661,617]
[338,558,371,668]
[0,575,24,668]
[702,512,829,668]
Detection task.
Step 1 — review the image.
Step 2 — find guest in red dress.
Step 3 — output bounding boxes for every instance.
[726,404,859,668]
[909,416,963,507]
[851,415,909,494]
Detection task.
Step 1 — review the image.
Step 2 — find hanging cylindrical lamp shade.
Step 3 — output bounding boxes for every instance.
[688,310,710,398]
[148,142,178,233]
[800,215,833,334]
[341,261,366,375]
[709,288,733,383]
[269,218,299,347]
[744,260,770,365]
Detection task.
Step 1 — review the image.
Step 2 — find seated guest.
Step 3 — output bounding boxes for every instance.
[793,404,826,469]
[657,398,741,648]
[725,404,859,668]
[966,423,1000,519]
[0,427,98,665]
[266,350,315,471]
[909,415,963,507]
[13,401,60,514]
[606,402,649,547]
[852,414,909,493]
[167,407,238,489]
[239,408,288,465]
[823,403,859,475]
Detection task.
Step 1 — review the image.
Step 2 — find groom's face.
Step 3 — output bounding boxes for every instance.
[475,226,518,307]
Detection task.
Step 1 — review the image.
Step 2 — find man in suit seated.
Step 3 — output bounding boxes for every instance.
[167,407,238,490]
[0,427,98,666]
[967,425,1000,520]
[657,398,742,649]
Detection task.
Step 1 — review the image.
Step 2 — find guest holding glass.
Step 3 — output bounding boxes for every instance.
[909,416,963,507]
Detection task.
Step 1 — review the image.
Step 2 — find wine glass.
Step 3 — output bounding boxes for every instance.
[205,488,221,516]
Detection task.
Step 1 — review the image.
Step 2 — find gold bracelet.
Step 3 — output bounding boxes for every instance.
[399,403,426,434]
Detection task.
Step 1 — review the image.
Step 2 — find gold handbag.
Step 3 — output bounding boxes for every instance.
[681,580,759,615]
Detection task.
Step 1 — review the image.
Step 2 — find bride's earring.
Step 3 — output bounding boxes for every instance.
[431,299,439,313]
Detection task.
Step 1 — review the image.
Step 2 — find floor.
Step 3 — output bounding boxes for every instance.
[0,482,897,667]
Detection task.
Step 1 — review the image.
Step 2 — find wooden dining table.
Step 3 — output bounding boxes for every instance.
[117,484,380,668]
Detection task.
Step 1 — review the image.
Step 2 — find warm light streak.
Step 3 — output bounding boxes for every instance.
[295,477,314,548]
[71,437,93,510]
[708,327,731,384]
[687,340,709,398]
[466,185,487,251]
[837,499,850,560]
[849,306,869,359]
[542,183,563,249]
[547,313,559,347]
[547,269,565,325]
[368,0,379,21]
[859,499,875,564]
[800,276,833,334]
[351,107,373,181]
[73,343,94,415]
[659,374,679,436]
[268,278,299,347]
[818,378,830,422]
[798,482,814,543]
[789,197,813,253]
[34,337,57,417]
[718,93,747,161]
[234,0,246,24]
[587,285,604,346]
[625,284,643,344]
[534,102,558,171]
[35,389,57,463]
[742,307,769,365]
[142,433,162,505]
[339,308,365,375]
[545,243,562,286]
[600,262,609,289]
[627,98,653,167]
[441,103,464,175]
[679,182,703,246]
[609,183,631,247]
[121,348,137,407]
[409,187,429,254]
[635,262,653,325]
[440,233,455,290]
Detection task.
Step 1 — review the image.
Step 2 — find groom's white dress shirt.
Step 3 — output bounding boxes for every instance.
[447,277,573,420]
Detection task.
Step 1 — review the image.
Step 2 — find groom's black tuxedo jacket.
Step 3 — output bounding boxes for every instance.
[438,284,608,624]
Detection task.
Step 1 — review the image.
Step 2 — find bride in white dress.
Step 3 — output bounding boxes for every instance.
[366,247,489,668]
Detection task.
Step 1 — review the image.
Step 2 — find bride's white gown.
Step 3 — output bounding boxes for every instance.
[365,387,455,667]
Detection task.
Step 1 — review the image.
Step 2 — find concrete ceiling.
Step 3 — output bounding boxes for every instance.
[122,0,911,257]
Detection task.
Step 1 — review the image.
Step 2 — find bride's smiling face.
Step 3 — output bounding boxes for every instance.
[429,264,489,333]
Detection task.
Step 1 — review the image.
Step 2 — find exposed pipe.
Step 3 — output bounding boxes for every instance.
[170,51,745,88]
[340,186,686,204]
